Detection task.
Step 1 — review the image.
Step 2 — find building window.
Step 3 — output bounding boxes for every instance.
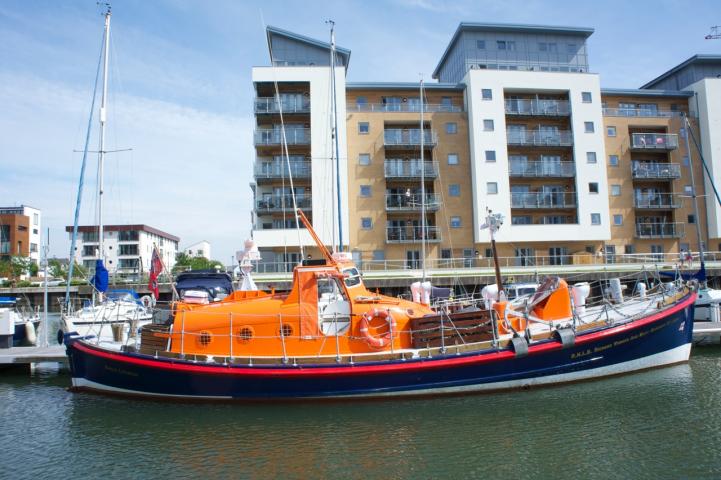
[497,40,506,50]
[587,152,597,164]
[356,96,367,108]
[512,216,531,225]
[591,213,601,225]
[567,43,576,53]
[683,156,690,167]
[359,153,370,166]
[589,182,599,194]
[581,92,592,103]
[361,217,372,229]
[446,122,458,134]
[360,185,371,197]
[481,89,492,100]
[119,230,139,241]
[487,182,498,194]
[483,119,494,131]
[625,245,636,255]
[372,250,385,261]
[613,214,623,226]
[485,150,496,162]
[441,97,453,110]
[358,122,369,134]
[609,155,619,166]
[450,216,462,228]
[497,40,516,51]
[688,214,696,224]
[447,153,459,165]
[33,213,39,225]
[611,184,621,196]
[119,244,139,256]
[684,185,693,195]
[477,40,485,50]
[584,121,595,133]
[82,245,95,256]
[449,184,460,197]
[607,126,617,137]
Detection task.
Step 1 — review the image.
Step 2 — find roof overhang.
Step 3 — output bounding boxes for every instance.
[640,54,721,89]
[266,25,351,69]
[601,88,694,98]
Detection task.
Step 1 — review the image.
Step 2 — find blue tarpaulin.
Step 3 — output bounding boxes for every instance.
[91,259,109,292]
[659,262,706,282]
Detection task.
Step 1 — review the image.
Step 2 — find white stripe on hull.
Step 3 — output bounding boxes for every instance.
[71,343,692,400]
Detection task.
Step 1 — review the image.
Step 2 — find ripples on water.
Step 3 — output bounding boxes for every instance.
[1,351,721,480]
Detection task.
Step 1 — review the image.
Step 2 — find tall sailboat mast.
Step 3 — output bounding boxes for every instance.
[419,79,426,282]
[97,6,111,261]
[683,114,705,266]
[328,20,343,252]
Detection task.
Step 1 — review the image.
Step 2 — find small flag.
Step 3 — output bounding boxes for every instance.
[148,247,163,298]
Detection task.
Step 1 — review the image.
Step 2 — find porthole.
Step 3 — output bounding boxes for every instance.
[279,323,293,338]
[197,330,212,348]
[238,326,254,342]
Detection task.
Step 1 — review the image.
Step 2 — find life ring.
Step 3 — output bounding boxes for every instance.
[140,295,154,308]
[359,308,397,349]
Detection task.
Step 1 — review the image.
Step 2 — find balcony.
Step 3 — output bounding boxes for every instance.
[631,162,681,180]
[385,193,441,212]
[635,222,684,239]
[254,97,310,115]
[352,103,462,113]
[506,130,573,147]
[511,192,577,209]
[602,107,683,118]
[383,129,437,149]
[630,133,678,151]
[384,160,438,179]
[254,128,311,146]
[255,195,312,214]
[633,193,682,209]
[254,159,312,181]
[505,99,570,117]
[509,160,575,178]
[386,226,441,243]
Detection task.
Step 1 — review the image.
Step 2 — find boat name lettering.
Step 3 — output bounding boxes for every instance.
[104,365,138,377]
[573,316,678,359]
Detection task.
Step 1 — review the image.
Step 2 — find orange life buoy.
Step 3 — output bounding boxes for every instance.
[359,308,397,349]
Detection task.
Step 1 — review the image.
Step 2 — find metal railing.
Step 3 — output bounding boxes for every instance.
[635,222,684,238]
[255,195,312,213]
[254,160,312,179]
[603,107,684,118]
[351,103,462,113]
[385,226,441,243]
[254,128,311,146]
[384,160,438,178]
[505,99,570,116]
[631,162,681,180]
[633,193,682,209]
[511,192,577,209]
[254,97,310,114]
[506,130,573,146]
[509,160,575,177]
[630,133,678,150]
[383,129,437,147]
[385,193,441,211]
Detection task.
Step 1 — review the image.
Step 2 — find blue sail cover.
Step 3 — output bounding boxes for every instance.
[659,262,706,282]
[91,259,109,292]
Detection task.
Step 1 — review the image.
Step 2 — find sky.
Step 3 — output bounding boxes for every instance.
[1,0,719,264]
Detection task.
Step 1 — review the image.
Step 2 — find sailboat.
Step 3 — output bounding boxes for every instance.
[60,6,153,343]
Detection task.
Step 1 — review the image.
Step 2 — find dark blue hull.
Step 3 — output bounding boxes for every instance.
[65,293,695,400]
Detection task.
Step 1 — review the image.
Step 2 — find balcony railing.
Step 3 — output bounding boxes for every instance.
[630,133,678,150]
[385,193,441,211]
[254,97,310,114]
[511,192,577,209]
[631,162,681,180]
[505,99,570,116]
[254,128,311,146]
[386,226,441,243]
[384,160,438,179]
[383,129,437,148]
[635,222,684,238]
[509,160,575,177]
[352,103,462,113]
[633,193,682,209]
[254,160,312,179]
[506,130,573,147]
[603,107,683,118]
[255,195,312,213]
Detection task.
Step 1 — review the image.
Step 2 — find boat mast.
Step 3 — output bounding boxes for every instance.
[96,6,111,263]
[683,113,705,266]
[419,78,426,282]
[328,20,343,252]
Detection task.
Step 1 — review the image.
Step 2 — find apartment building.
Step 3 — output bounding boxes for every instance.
[65,224,179,275]
[249,23,718,270]
[0,205,42,264]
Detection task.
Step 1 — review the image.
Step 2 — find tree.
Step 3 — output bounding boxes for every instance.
[48,258,65,278]
[173,252,224,273]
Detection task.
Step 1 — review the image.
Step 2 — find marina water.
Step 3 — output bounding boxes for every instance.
[2,318,721,479]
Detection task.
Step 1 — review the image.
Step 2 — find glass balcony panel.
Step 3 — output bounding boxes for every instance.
[509,160,575,177]
[630,133,678,150]
[635,222,684,238]
[510,192,577,209]
[385,193,441,211]
[631,162,681,179]
[505,99,570,116]
[385,226,441,243]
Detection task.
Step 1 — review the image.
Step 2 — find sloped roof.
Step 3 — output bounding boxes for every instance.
[266,25,351,68]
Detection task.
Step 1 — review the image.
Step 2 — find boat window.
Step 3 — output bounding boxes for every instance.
[318,277,348,301]
[517,288,536,297]
[343,268,362,287]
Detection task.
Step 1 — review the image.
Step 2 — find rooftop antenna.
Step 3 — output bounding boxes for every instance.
[705,26,720,39]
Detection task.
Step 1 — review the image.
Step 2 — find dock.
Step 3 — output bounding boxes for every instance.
[0,345,67,366]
